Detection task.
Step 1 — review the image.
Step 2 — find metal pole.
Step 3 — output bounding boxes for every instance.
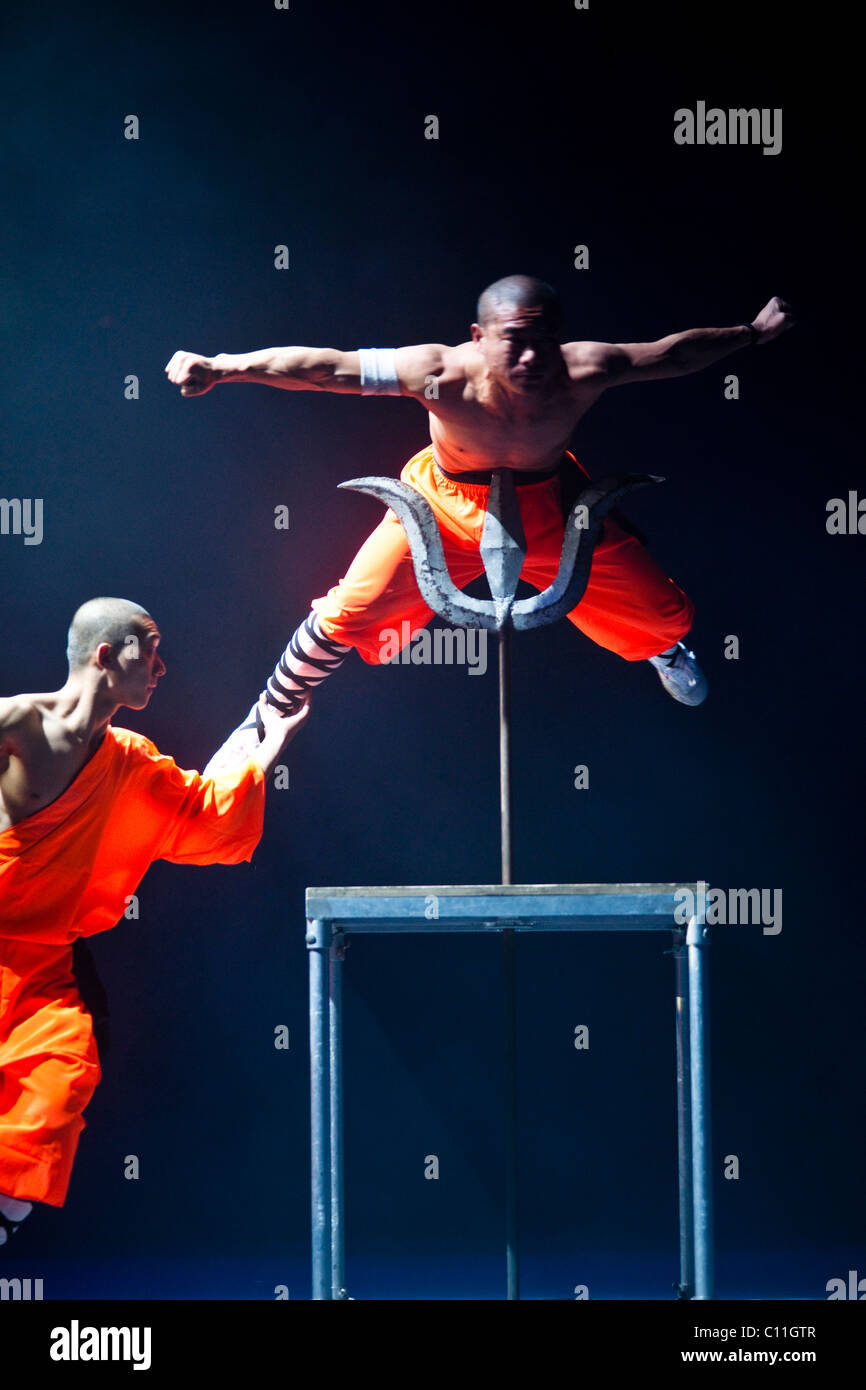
[672,929,694,1298]
[499,626,519,1300]
[329,929,347,1299]
[687,911,714,1299]
[499,627,512,884]
[307,918,331,1299]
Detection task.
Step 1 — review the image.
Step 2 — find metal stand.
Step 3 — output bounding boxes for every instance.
[307,885,712,1300]
[313,465,715,1300]
[337,465,662,1300]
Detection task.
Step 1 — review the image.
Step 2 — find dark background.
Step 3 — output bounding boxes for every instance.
[1,0,862,1299]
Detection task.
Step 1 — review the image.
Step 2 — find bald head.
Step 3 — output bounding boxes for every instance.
[66,598,153,671]
[476,275,562,331]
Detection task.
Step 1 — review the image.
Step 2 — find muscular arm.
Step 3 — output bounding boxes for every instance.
[165,343,451,397]
[575,295,795,389]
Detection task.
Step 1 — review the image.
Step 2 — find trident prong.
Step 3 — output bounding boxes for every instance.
[479,470,527,625]
[339,469,663,630]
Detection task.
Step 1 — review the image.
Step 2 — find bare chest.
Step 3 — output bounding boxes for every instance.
[430,392,584,470]
[0,742,92,830]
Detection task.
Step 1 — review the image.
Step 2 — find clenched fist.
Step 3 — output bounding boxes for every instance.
[164,350,222,396]
[751,296,796,345]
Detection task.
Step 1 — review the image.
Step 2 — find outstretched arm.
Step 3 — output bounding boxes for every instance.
[153,697,312,865]
[164,343,450,397]
[575,296,795,389]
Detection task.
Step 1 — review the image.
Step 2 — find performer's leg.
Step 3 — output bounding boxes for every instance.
[563,519,696,658]
[205,514,434,773]
[307,449,488,662]
[565,523,706,701]
[0,941,101,1218]
[519,463,706,703]
[210,612,353,769]
[265,614,352,715]
[206,447,487,772]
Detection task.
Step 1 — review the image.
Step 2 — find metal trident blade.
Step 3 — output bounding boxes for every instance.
[511,473,663,629]
[479,470,527,626]
[338,476,507,629]
[339,471,663,630]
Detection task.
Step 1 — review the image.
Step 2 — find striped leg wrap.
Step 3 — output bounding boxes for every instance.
[239,613,352,736]
[268,614,351,711]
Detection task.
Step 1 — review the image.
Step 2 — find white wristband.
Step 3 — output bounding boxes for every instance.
[359,347,401,396]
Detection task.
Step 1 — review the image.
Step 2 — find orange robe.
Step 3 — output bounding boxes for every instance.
[0,725,265,1205]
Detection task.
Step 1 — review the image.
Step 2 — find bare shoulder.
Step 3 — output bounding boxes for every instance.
[0,693,39,727]
[394,342,470,397]
[0,694,41,746]
[561,340,626,383]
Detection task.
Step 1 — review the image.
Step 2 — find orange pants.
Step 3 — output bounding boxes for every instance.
[312,445,694,664]
[0,939,100,1206]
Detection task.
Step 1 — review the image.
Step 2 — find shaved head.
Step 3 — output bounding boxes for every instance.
[476,275,561,330]
[66,598,153,671]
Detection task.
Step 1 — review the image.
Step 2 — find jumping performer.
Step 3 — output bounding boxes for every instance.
[165,277,794,770]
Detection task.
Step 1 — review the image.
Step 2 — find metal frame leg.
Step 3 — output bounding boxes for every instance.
[329,929,347,1299]
[503,928,519,1300]
[498,626,519,1300]
[672,928,694,1298]
[687,911,714,1299]
[307,918,331,1299]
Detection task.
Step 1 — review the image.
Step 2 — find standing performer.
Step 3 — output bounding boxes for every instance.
[166,276,794,769]
[0,598,310,1242]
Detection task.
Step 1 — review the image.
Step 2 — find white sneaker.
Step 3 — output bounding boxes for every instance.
[647,640,708,706]
[0,1195,32,1244]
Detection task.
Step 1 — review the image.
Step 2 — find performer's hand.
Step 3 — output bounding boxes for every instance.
[164,350,221,396]
[252,693,312,776]
[750,296,796,345]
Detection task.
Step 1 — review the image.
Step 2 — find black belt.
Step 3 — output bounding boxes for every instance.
[434,455,650,547]
[72,937,112,1059]
[434,459,564,486]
